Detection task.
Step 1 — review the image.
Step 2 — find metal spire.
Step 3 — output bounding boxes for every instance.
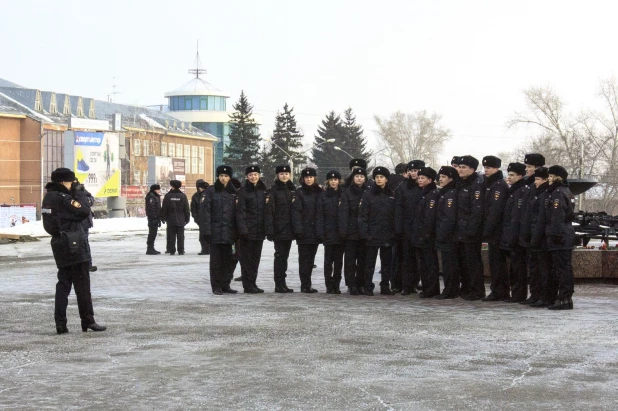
[188,40,206,79]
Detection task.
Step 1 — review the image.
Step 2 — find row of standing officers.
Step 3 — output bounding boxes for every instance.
[145,154,576,311]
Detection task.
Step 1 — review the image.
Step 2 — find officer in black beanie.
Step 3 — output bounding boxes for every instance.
[161,179,190,255]
[145,184,162,255]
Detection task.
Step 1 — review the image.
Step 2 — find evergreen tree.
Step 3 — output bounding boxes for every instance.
[262,103,304,183]
[311,111,347,176]
[224,91,261,175]
[341,107,371,162]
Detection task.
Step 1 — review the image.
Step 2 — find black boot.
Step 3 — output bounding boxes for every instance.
[333,284,342,295]
[349,287,359,295]
[146,247,159,255]
[82,323,106,332]
[548,298,573,310]
[56,325,69,334]
[380,287,395,295]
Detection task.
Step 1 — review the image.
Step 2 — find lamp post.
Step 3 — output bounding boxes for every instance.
[264,138,334,178]
[334,146,354,159]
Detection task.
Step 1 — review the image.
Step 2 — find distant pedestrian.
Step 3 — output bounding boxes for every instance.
[191,179,210,255]
[161,180,190,255]
[145,184,162,255]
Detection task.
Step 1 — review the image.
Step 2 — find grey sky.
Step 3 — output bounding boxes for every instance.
[2,0,617,166]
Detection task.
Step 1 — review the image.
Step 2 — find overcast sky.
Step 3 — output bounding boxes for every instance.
[2,0,618,166]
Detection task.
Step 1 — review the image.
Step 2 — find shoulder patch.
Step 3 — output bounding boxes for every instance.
[494,191,500,200]
[474,190,480,199]
[447,198,453,208]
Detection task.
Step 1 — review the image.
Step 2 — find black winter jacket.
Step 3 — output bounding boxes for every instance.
[455,173,485,243]
[338,182,368,241]
[42,182,92,268]
[411,183,440,248]
[499,179,530,250]
[359,184,396,247]
[395,178,422,239]
[239,179,267,241]
[292,182,323,244]
[77,187,95,230]
[161,188,190,226]
[145,191,161,221]
[527,182,550,250]
[542,181,576,251]
[320,186,343,245]
[200,180,247,244]
[191,189,207,224]
[482,171,508,243]
[435,180,458,251]
[389,174,407,191]
[265,179,297,241]
[518,175,538,247]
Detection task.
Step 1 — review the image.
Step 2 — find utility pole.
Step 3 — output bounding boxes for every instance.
[579,140,584,211]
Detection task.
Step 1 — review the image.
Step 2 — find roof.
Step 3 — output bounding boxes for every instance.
[164,77,229,98]
[0,77,23,88]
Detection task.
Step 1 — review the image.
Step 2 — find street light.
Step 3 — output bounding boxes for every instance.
[334,146,354,159]
[264,138,333,178]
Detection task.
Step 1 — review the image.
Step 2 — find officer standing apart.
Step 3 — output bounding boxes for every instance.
[264,165,296,293]
[434,166,460,299]
[161,180,190,255]
[191,179,210,255]
[320,171,345,294]
[359,166,396,296]
[145,184,162,255]
[42,167,106,334]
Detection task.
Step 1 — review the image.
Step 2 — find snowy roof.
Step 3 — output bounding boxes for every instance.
[0,77,23,88]
[164,77,229,98]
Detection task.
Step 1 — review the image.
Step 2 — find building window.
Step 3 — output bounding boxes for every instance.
[176,144,183,158]
[184,144,191,171]
[200,98,207,110]
[63,95,71,116]
[143,140,150,157]
[208,96,215,110]
[198,146,205,174]
[161,142,167,157]
[168,142,175,157]
[88,99,96,118]
[133,139,141,156]
[43,130,63,183]
[192,146,198,174]
[185,98,192,110]
[133,170,140,185]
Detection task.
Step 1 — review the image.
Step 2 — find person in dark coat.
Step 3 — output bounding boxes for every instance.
[411,167,441,298]
[201,165,247,295]
[389,162,408,291]
[498,163,530,302]
[74,180,97,271]
[359,166,396,296]
[434,166,460,299]
[145,184,162,255]
[343,158,368,189]
[228,178,243,282]
[527,167,553,307]
[320,170,344,294]
[161,180,190,255]
[238,165,267,293]
[544,166,576,310]
[394,160,424,295]
[339,167,369,295]
[292,167,323,293]
[455,155,486,300]
[479,156,509,301]
[42,168,105,334]
[265,165,296,293]
[191,179,210,255]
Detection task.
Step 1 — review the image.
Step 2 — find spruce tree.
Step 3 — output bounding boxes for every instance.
[341,107,371,162]
[224,91,261,175]
[262,103,304,183]
[311,111,348,176]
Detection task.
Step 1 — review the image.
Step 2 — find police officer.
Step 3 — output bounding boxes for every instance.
[359,166,396,296]
[343,158,368,189]
[527,167,552,307]
[480,156,509,301]
[545,166,576,310]
[455,155,486,300]
[339,167,369,295]
[411,167,441,298]
[238,165,267,293]
[161,180,190,255]
[499,163,530,302]
[145,184,162,255]
[389,162,408,293]
[201,165,247,295]
[265,165,296,293]
[434,166,459,299]
[191,179,210,255]
[320,170,345,294]
[42,167,106,334]
[292,167,322,293]
[395,160,424,295]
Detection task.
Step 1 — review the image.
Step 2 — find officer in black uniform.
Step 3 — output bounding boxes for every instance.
[455,155,486,300]
[42,167,106,334]
[499,163,530,302]
[339,167,369,295]
[434,166,459,299]
[265,165,296,293]
[544,166,576,310]
[343,158,368,189]
[201,165,247,295]
[411,167,441,298]
[238,165,267,293]
[479,156,509,301]
[145,184,162,255]
[527,167,552,307]
[292,167,323,293]
[191,179,210,255]
[359,166,396,296]
[161,180,190,255]
[320,170,345,294]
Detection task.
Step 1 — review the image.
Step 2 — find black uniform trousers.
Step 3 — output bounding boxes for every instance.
[509,245,528,300]
[55,262,95,327]
[456,241,485,297]
[390,238,404,290]
[210,243,233,292]
[415,247,440,296]
[344,240,366,289]
[240,238,264,290]
[166,225,185,253]
[274,240,293,287]
[324,244,345,289]
[199,230,210,254]
[488,243,509,298]
[550,249,574,300]
[364,245,392,291]
[527,248,540,300]
[298,243,319,289]
[402,241,420,292]
[228,240,240,279]
[440,249,460,297]
[147,219,158,248]
[529,250,553,302]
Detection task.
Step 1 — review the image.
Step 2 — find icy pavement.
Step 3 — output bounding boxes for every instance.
[1,230,618,410]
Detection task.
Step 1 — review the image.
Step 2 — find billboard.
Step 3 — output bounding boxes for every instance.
[148,156,186,189]
[0,205,37,229]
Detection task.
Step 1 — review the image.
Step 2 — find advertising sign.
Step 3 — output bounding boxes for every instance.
[148,156,186,188]
[73,132,121,198]
[0,205,37,229]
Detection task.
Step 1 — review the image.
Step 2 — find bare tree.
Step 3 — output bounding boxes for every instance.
[373,110,452,168]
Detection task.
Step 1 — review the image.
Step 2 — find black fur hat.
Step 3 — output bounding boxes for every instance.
[418,167,437,180]
[482,156,502,168]
[170,180,182,189]
[349,158,367,170]
[524,153,545,166]
[451,156,460,165]
[548,165,568,180]
[150,184,161,192]
[245,165,261,175]
[216,165,233,177]
[407,160,426,170]
[51,167,75,183]
[458,155,479,170]
[326,170,342,180]
[301,167,317,177]
[276,164,291,174]
[372,166,390,179]
[507,162,526,175]
[533,167,549,179]
[351,168,367,177]
[438,166,458,180]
